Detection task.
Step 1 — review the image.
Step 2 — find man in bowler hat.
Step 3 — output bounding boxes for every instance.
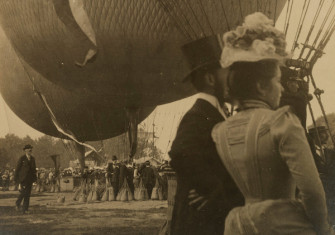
[169,35,244,235]
[14,144,37,214]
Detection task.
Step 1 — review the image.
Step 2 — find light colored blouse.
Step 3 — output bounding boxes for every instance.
[212,100,331,234]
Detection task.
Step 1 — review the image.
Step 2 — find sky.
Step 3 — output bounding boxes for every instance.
[1,1,335,159]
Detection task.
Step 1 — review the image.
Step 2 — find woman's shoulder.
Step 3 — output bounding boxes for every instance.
[267,105,305,140]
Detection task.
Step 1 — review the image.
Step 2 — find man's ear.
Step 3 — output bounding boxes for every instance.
[204,73,216,87]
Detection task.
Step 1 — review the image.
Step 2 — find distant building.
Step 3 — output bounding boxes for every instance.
[69,150,104,168]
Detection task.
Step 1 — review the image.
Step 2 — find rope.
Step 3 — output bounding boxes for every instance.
[197,0,215,35]
[182,0,208,37]
[168,0,199,39]
[291,0,311,53]
[308,74,335,148]
[274,0,278,24]
[298,0,325,60]
[310,13,335,65]
[304,0,335,61]
[284,0,293,36]
[0,95,11,134]
[307,101,326,160]
[157,0,193,40]
[237,0,244,22]
[219,0,230,30]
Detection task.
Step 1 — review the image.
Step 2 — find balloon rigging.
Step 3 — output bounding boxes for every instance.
[0,0,335,167]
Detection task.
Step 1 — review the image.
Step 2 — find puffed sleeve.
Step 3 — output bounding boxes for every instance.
[271,110,331,234]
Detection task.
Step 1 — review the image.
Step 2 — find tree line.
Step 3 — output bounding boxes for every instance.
[0,128,164,170]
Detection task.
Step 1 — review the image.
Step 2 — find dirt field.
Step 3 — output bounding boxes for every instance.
[0,191,168,235]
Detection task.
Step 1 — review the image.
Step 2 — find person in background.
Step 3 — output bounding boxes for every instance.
[14,144,37,214]
[107,155,120,198]
[140,161,155,199]
[308,125,335,225]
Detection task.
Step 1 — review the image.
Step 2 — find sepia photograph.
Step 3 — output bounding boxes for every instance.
[1,0,335,234]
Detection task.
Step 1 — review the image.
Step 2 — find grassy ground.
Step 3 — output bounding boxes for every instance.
[0,190,167,235]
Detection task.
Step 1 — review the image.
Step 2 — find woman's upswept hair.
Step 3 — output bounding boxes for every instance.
[228,59,279,101]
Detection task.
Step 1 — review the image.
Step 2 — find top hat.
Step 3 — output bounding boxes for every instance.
[308,126,328,135]
[182,34,224,82]
[23,144,33,150]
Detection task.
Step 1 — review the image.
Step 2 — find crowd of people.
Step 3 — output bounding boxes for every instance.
[6,10,335,234]
[0,169,15,191]
[71,157,169,202]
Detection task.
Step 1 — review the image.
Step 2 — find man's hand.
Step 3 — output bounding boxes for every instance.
[188,189,208,211]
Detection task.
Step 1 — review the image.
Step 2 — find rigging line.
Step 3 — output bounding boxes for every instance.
[219,0,230,30]
[284,0,293,36]
[0,95,11,134]
[197,0,215,35]
[274,0,278,25]
[312,0,335,47]
[291,0,311,53]
[307,100,327,159]
[168,0,199,39]
[157,0,193,40]
[264,0,270,15]
[164,112,177,154]
[182,0,207,37]
[305,0,335,60]
[298,0,326,59]
[319,14,335,48]
[308,74,335,148]
[310,16,335,65]
[237,0,244,22]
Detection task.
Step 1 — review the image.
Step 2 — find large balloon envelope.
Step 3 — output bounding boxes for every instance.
[0,28,154,141]
[0,0,287,142]
[0,0,287,108]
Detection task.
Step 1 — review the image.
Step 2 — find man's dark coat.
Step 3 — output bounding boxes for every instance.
[14,155,37,185]
[169,99,244,235]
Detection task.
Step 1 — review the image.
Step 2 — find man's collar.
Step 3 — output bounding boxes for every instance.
[197,92,227,119]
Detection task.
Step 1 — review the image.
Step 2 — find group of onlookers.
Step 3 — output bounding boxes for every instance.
[0,169,15,191]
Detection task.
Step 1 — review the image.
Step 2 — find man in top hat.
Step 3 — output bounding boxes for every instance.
[140,161,155,199]
[308,125,335,224]
[169,35,244,235]
[14,144,37,214]
[107,155,120,198]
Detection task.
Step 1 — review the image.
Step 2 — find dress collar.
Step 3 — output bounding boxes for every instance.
[239,99,272,110]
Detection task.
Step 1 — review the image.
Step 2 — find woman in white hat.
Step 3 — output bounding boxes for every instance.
[212,12,333,235]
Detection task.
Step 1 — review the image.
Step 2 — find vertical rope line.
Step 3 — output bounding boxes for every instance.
[157,0,193,40]
[298,0,325,59]
[305,0,335,61]
[284,0,293,36]
[291,0,311,53]
[238,0,244,21]
[274,0,278,25]
[182,0,208,37]
[220,0,231,30]
[308,74,335,148]
[197,0,215,35]
[169,0,199,39]
[307,101,326,159]
[0,95,11,134]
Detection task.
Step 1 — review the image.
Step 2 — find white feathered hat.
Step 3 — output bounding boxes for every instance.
[220,12,290,68]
